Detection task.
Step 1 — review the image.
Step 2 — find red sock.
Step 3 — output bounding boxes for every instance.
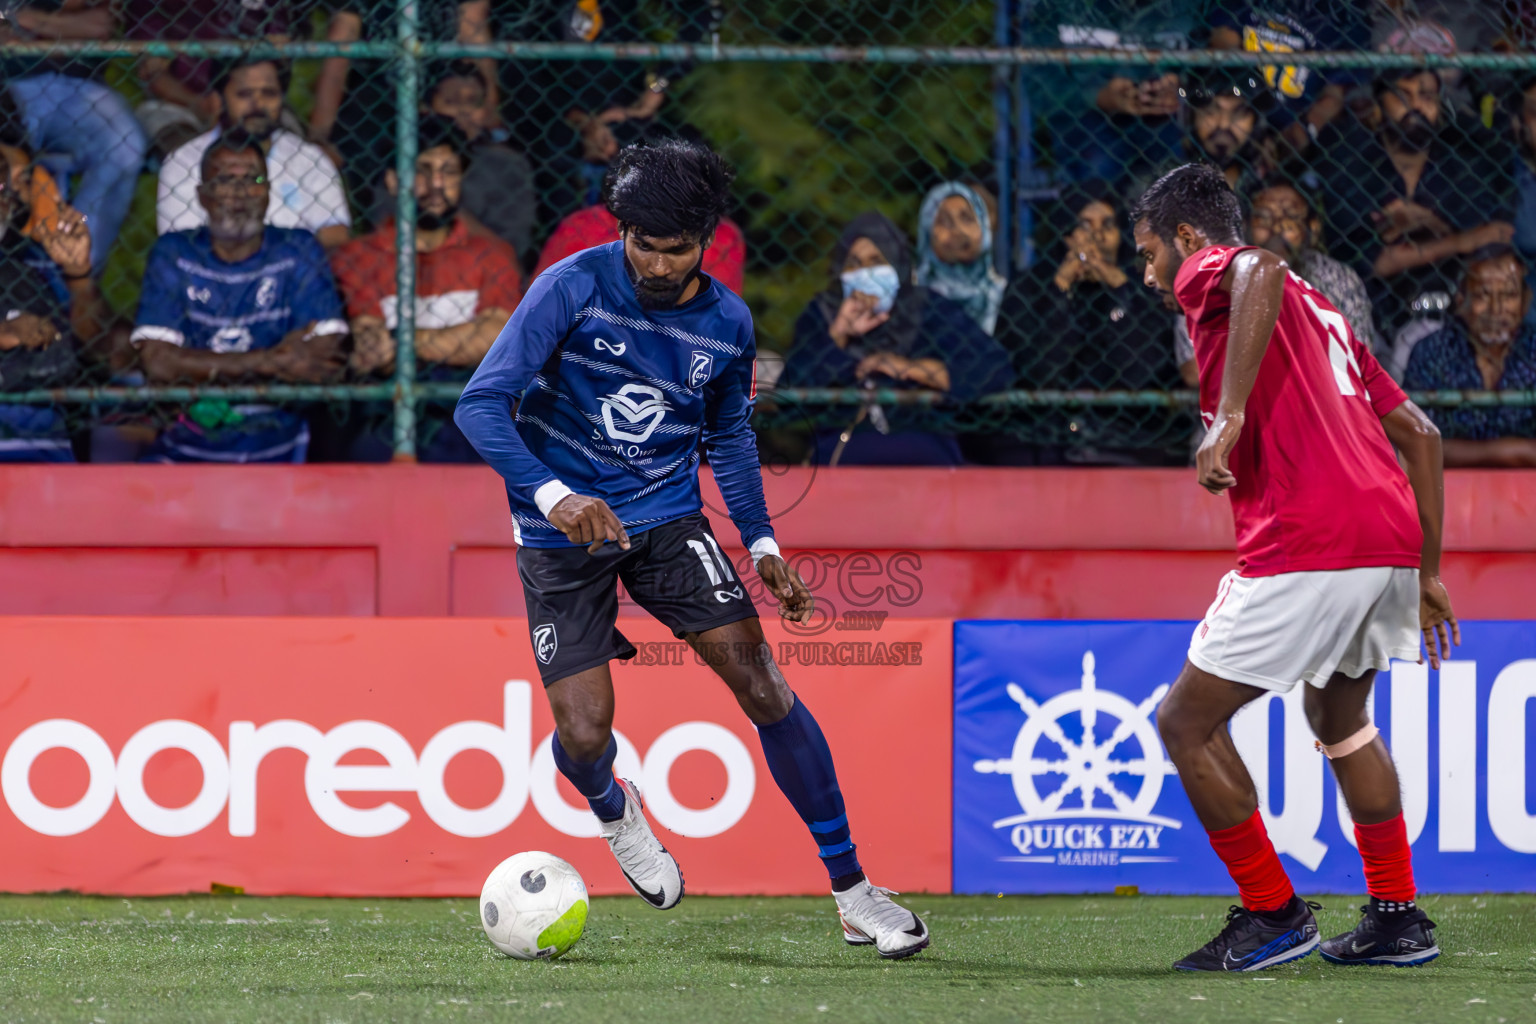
[1207,809,1295,912]
[1354,813,1415,902]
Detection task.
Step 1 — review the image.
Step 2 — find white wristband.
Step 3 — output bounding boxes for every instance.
[749,536,781,567]
[533,480,574,518]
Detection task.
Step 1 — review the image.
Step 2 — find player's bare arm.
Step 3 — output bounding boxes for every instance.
[1381,401,1460,668]
[1198,247,1287,495]
[756,554,814,623]
[547,494,631,554]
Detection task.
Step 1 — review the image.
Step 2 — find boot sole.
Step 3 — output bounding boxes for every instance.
[1320,945,1439,967]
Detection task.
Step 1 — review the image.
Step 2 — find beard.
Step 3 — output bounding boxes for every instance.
[208,207,264,244]
[417,201,458,232]
[625,251,703,310]
[1383,111,1437,152]
[1197,129,1249,168]
[229,112,278,140]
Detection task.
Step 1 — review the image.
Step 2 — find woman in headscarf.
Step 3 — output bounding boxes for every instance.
[778,211,1012,465]
[990,180,1183,465]
[915,181,1007,335]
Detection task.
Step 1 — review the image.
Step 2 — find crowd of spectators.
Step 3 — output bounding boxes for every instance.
[2,1,1535,467]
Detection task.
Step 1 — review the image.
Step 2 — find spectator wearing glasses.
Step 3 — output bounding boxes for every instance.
[1,0,148,274]
[158,57,351,250]
[133,132,349,463]
[1403,244,1536,467]
[329,116,522,461]
[1247,178,1380,352]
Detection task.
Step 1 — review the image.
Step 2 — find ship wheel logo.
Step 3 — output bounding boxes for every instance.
[974,651,1181,830]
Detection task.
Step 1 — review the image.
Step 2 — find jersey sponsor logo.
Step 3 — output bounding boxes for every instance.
[598,383,671,444]
[532,623,558,665]
[688,351,714,389]
[1200,247,1231,270]
[186,285,211,304]
[255,277,278,310]
[594,336,626,356]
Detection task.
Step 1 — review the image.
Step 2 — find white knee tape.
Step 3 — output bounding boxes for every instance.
[1315,723,1378,760]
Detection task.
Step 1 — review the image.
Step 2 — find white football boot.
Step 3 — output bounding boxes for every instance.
[834,879,930,959]
[598,778,685,910]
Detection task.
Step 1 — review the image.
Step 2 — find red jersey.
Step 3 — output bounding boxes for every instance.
[1175,245,1421,576]
[332,219,522,327]
[532,205,746,296]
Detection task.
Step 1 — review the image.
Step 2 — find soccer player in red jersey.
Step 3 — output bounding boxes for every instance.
[1131,164,1459,972]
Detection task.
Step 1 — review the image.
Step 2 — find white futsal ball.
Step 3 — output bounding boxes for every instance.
[479,851,589,960]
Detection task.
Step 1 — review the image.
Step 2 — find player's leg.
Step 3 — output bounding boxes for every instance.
[620,512,927,958]
[684,617,929,960]
[519,539,683,909]
[1306,671,1439,966]
[1160,570,1340,972]
[1157,662,1318,972]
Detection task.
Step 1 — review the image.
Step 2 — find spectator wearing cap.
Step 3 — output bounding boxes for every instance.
[1175,70,1272,193]
[534,204,746,296]
[367,61,536,262]
[133,131,349,463]
[1318,68,1514,336]
[1403,244,1536,467]
[1208,0,1371,154]
[329,116,522,462]
[158,58,352,250]
[915,181,1006,336]
[1,0,147,274]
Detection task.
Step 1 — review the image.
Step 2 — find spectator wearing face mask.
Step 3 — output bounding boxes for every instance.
[778,211,1012,465]
[914,181,1006,336]
[1318,68,1514,335]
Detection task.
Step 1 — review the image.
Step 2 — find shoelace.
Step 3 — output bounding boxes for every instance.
[605,800,659,871]
[847,885,915,934]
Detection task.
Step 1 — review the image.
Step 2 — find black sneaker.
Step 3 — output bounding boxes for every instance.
[1320,901,1439,966]
[1174,896,1321,972]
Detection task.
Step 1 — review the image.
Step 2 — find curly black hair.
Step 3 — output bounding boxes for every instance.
[1129,163,1244,247]
[602,137,734,243]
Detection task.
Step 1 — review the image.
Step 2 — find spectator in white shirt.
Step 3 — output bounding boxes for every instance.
[156,57,351,249]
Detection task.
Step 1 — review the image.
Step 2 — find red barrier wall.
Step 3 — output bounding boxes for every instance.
[0,616,950,896]
[0,466,1531,619]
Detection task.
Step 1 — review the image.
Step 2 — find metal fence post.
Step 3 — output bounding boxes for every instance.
[392,0,421,460]
[992,0,1012,277]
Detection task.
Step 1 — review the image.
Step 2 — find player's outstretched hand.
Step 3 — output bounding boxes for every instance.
[549,494,631,554]
[1195,409,1243,494]
[756,554,813,624]
[1418,574,1460,670]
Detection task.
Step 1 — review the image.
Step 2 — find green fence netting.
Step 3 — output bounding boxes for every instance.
[2,1,1535,466]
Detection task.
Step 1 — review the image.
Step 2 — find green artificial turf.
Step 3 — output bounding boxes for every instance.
[1,894,1532,1023]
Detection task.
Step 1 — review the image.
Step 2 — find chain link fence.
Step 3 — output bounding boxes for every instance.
[1,1,1535,465]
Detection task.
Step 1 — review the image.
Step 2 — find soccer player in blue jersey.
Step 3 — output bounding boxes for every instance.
[455,138,929,959]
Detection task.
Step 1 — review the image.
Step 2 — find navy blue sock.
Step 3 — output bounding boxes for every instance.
[756,694,861,879]
[551,732,626,822]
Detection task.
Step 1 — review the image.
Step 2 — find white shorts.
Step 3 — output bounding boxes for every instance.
[1188,567,1421,693]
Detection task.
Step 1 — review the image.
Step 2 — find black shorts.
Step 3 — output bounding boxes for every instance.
[517,512,758,685]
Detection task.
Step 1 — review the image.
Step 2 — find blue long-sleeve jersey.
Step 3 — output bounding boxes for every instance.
[455,241,773,550]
